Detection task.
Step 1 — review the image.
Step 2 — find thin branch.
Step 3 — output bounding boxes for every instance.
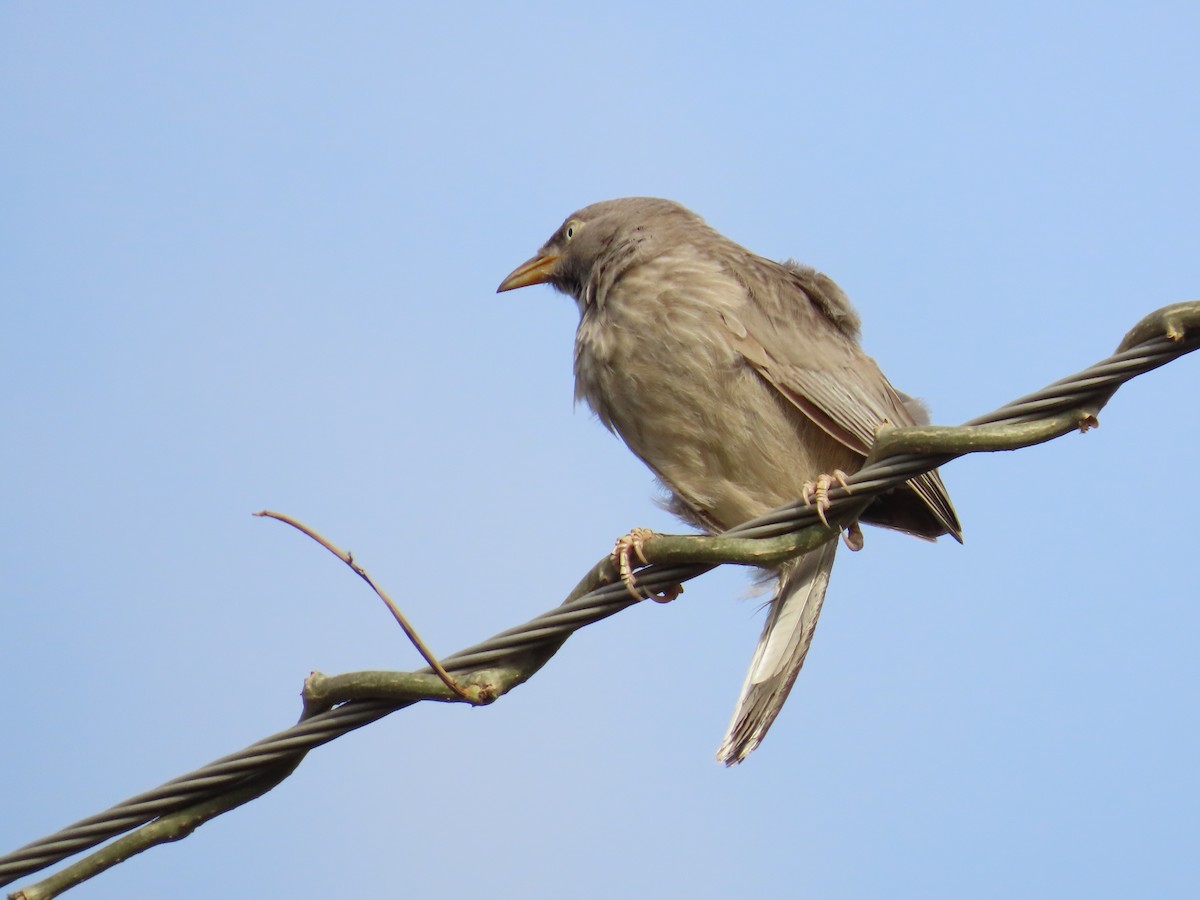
[253,509,473,702]
[9,762,299,900]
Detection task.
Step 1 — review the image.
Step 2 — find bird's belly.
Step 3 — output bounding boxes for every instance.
[576,313,858,532]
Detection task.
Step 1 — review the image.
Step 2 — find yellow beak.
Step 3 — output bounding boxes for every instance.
[497,252,560,292]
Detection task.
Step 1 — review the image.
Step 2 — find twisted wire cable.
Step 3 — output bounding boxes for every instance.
[2,302,1196,891]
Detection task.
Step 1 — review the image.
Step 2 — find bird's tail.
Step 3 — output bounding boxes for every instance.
[716,539,838,765]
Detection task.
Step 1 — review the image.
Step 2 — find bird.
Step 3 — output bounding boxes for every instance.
[497,197,961,765]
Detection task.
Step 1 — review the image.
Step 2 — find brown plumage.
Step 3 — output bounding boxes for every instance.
[499,197,961,764]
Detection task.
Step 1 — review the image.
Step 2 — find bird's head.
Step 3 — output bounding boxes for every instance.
[497,197,701,306]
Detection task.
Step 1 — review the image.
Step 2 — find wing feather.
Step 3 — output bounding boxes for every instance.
[720,254,961,539]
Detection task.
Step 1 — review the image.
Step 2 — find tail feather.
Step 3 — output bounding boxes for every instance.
[716,540,839,765]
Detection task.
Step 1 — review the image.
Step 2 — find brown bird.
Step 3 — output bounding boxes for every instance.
[498,197,961,765]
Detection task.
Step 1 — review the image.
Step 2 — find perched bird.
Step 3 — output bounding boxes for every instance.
[498,197,961,765]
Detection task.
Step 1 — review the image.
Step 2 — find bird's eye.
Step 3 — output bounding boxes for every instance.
[564,220,582,241]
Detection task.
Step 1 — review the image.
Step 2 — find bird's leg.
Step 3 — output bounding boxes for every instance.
[800,470,862,548]
[801,469,851,528]
[611,527,683,604]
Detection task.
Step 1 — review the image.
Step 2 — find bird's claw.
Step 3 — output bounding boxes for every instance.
[842,521,864,551]
[611,527,683,603]
[801,469,851,527]
[614,527,653,581]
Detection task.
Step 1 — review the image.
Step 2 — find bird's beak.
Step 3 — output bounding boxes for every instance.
[497,252,560,293]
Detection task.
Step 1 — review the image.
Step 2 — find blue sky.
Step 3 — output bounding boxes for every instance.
[3,3,1198,898]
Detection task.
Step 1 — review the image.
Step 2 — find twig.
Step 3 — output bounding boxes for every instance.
[9,762,299,900]
[253,510,473,702]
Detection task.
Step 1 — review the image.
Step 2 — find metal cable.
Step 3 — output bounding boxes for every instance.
[2,304,1197,888]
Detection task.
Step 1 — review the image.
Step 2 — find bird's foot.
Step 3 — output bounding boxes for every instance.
[611,527,683,603]
[842,521,864,551]
[801,469,851,527]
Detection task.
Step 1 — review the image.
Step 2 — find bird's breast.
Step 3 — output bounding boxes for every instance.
[572,260,857,530]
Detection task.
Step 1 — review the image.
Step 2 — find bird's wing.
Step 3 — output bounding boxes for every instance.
[720,256,960,538]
